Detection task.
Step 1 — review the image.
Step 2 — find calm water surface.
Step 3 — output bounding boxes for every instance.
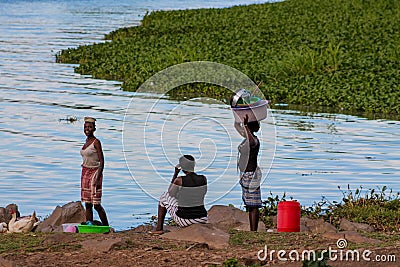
[1,0,399,230]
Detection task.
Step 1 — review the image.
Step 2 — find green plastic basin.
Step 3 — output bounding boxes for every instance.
[77,225,111,234]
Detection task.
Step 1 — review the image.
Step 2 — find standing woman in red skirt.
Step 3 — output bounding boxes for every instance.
[80,116,109,226]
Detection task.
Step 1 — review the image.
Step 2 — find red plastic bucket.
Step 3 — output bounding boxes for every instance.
[277,201,300,232]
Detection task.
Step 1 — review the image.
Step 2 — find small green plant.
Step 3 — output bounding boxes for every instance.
[223,257,260,267]
[223,258,239,267]
[302,250,332,267]
[304,185,400,231]
[260,191,291,227]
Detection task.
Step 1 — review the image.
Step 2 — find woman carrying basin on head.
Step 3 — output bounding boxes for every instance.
[235,114,262,231]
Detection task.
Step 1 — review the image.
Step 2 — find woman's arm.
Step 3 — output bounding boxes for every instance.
[94,139,104,183]
[168,166,182,197]
[243,115,256,146]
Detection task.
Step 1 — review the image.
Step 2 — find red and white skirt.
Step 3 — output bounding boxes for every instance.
[81,166,103,204]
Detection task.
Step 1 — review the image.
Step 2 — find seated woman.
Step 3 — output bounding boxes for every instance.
[150,155,208,235]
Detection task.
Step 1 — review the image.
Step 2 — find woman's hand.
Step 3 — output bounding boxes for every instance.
[92,173,101,195]
[92,179,98,196]
[243,114,249,125]
[171,164,181,183]
[174,165,181,174]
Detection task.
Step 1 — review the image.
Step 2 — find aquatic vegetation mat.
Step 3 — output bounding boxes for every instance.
[57,0,400,116]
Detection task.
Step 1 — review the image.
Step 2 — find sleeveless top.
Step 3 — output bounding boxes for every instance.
[238,135,260,172]
[80,141,100,168]
[176,173,207,219]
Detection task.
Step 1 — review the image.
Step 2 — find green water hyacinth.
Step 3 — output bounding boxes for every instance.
[56,0,400,117]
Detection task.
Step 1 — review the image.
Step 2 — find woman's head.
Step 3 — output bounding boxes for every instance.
[84,117,96,137]
[178,155,195,173]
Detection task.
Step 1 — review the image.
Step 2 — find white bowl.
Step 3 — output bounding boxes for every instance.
[231,99,268,123]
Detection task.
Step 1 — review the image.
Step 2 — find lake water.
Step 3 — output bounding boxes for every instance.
[1,0,399,231]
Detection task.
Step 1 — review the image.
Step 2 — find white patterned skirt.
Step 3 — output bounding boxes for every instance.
[159,192,208,227]
[239,167,262,208]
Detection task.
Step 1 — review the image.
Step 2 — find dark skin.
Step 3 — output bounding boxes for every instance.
[155,166,183,232]
[82,122,109,226]
[243,114,258,147]
[243,114,260,231]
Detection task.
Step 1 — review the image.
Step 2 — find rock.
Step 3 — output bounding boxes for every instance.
[301,217,337,234]
[322,231,382,244]
[300,216,310,232]
[186,243,210,250]
[0,256,16,267]
[162,223,230,249]
[208,205,247,226]
[3,204,20,224]
[35,201,86,232]
[132,224,180,234]
[130,224,153,233]
[61,202,86,222]
[42,233,76,245]
[340,218,375,232]
[323,231,381,245]
[208,205,265,232]
[0,208,7,223]
[300,223,310,232]
[81,238,124,252]
[233,221,266,232]
[341,230,382,244]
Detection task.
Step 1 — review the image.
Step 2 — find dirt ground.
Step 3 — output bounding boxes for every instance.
[1,226,399,267]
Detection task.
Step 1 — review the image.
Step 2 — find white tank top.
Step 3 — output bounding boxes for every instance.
[80,141,100,168]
